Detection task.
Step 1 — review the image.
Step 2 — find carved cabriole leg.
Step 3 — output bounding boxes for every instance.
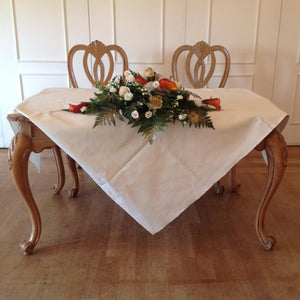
[255,130,287,251]
[228,165,240,193]
[52,146,65,194]
[67,155,79,197]
[8,133,41,255]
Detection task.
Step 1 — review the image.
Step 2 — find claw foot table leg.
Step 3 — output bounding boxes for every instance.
[8,133,41,255]
[256,130,287,250]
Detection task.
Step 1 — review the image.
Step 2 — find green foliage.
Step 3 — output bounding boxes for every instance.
[65,70,219,143]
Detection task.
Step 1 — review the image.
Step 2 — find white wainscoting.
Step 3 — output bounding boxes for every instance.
[1,0,299,147]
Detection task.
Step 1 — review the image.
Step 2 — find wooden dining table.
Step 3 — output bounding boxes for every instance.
[7,87,289,255]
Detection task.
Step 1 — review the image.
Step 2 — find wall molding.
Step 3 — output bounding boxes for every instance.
[12,0,68,62]
[290,73,300,124]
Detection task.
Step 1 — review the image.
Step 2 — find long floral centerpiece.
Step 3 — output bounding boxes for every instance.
[65,68,221,144]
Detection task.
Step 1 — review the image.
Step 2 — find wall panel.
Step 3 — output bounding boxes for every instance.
[291,75,300,124]
[13,0,66,61]
[210,0,259,63]
[114,0,164,64]
[20,74,69,99]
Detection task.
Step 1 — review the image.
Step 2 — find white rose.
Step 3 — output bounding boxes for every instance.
[152,81,160,89]
[109,86,117,93]
[119,86,130,97]
[145,111,152,119]
[114,76,120,84]
[177,95,183,100]
[144,82,154,93]
[131,110,139,119]
[126,74,135,82]
[124,70,131,77]
[124,92,133,101]
[194,99,202,107]
[80,106,87,113]
[178,114,187,120]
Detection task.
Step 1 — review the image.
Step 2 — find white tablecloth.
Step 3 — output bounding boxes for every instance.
[15,88,287,234]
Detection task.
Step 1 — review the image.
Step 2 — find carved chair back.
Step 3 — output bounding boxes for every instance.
[68,40,128,87]
[172,41,230,88]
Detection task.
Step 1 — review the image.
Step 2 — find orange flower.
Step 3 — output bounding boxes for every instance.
[135,76,148,85]
[158,78,177,90]
[203,98,221,111]
[69,102,89,113]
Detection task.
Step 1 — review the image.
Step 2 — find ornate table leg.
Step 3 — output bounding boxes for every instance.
[8,133,41,255]
[52,146,65,194]
[67,155,80,197]
[255,130,287,250]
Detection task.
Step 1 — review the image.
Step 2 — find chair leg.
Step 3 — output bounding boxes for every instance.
[228,165,240,193]
[67,155,80,197]
[52,146,65,194]
[214,181,224,195]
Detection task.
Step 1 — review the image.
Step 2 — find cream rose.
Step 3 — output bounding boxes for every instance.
[131,110,139,119]
[152,81,160,89]
[119,86,130,97]
[124,92,133,101]
[109,86,117,93]
[147,95,163,110]
[145,67,155,78]
[145,111,152,119]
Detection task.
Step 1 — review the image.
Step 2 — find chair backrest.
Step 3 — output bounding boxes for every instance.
[68,40,128,87]
[172,41,230,88]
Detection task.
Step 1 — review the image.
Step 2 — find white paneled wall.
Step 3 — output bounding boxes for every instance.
[1,0,299,147]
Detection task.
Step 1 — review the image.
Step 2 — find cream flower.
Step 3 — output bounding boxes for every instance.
[145,111,152,119]
[175,81,182,89]
[124,70,131,77]
[145,67,155,78]
[114,76,121,84]
[109,86,117,93]
[194,99,203,107]
[178,114,187,120]
[152,81,160,89]
[147,95,163,110]
[131,110,139,119]
[119,86,130,97]
[80,106,87,113]
[126,74,135,82]
[177,95,183,100]
[124,92,133,101]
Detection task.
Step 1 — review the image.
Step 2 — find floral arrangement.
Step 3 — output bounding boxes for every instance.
[65,67,221,143]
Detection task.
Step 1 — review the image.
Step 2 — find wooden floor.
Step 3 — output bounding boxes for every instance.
[0,147,299,300]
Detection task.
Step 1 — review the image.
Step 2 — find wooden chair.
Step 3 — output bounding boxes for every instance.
[62,40,129,196]
[172,41,238,194]
[68,40,128,87]
[172,40,230,88]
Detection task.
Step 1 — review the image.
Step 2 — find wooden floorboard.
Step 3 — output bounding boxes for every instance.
[0,147,299,299]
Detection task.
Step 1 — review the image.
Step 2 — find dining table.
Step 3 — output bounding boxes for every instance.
[7,87,288,255]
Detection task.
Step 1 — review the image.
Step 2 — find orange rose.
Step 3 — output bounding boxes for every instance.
[158,78,177,90]
[203,98,221,111]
